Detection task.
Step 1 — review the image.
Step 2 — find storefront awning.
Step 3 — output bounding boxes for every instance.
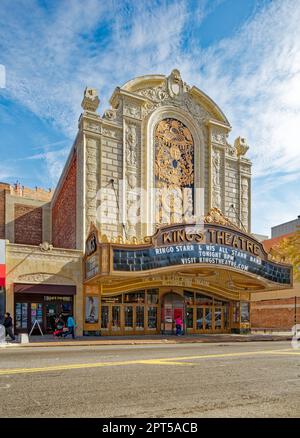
[14,283,76,295]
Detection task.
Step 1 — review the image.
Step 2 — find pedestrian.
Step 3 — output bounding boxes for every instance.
[175,315,183,336]
[64,314,76,339]
[4,312,16,341]
[53,314,65,337]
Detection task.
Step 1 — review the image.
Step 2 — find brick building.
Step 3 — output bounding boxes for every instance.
[250,227,300,332]
[0,70,294,336]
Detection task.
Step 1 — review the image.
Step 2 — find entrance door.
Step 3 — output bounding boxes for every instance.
[162,293,184,334]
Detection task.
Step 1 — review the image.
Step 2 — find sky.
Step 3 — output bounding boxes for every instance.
[0,0,300,236]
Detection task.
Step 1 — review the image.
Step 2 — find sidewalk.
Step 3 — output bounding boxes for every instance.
[2,332,293,348]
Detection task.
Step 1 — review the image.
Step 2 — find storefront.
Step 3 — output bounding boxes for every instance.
[14,283,76,334]
[83,215,292,335]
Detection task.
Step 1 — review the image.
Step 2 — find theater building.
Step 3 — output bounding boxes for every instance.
[0,70,293,336]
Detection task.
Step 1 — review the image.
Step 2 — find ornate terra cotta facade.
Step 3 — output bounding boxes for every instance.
[0,70,293,337]
[73,69,252,248]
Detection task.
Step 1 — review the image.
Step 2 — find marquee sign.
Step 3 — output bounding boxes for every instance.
[84,222,293,286]
[113,243,291,284]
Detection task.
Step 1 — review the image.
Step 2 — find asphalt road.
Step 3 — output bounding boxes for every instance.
[0,341,299,418]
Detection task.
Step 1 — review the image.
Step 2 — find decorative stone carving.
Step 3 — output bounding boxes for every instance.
[241,177,249,230]
[126,193,139,238]
[39,241,53,252]
[124,103,141,119]
[81,87,100,112]
[126,124,137,166]
[101,126,122,140]
[234,137,249,157]
[17,273,75,285]
[154,118,194,224]
[127,173,137,189]
[211,129,227,146]
[138,84,168,103]
[212,149,222,210]
[204,207,239,230]
[103,109,117,120]
[167,69,183,98]
[226,143,237,157]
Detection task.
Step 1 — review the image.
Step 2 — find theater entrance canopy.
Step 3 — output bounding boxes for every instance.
[83,209,293,302]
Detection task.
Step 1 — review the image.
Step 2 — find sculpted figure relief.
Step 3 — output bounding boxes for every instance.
[126,124,137,166]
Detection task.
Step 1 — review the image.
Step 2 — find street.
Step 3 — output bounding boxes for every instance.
[0,341,299,417]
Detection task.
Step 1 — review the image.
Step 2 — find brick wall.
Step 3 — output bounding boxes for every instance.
[0,184,8,239]
[52,154,77,249]
[251,297,299,330]
[14,204,43,245]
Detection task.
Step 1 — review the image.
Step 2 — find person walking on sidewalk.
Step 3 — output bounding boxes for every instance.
[4,312,16,341]
[64,314,76,339]
[175,316,183,336]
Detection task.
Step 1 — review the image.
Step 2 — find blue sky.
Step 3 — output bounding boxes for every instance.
[0,0,300,236]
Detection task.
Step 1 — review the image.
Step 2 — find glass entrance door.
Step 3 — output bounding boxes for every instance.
[162,293,184,334]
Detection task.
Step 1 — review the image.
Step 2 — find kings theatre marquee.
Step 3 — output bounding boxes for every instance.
[84,220,292,288]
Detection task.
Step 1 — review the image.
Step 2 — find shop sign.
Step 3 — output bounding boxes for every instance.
[85,254,100,279]
[85,233,97,256]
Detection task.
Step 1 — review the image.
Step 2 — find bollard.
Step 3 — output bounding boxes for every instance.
[0,324,6,345]
[20,333,29,344]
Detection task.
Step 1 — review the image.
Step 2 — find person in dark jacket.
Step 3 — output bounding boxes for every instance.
[4,312,15,341]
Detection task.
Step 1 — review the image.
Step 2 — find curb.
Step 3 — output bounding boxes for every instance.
[2,336,292,349]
